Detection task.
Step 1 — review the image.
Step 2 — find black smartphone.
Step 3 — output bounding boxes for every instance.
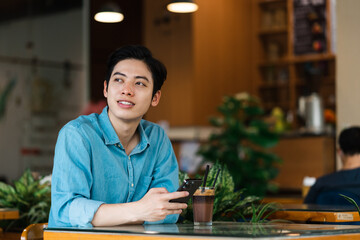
[169,179,203,203]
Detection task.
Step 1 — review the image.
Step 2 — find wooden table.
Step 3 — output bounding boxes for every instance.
[0,208,19,220]
[0,208,19,238]
[269,204,360,223]
[262,196,304,205]
[44,222,360,240]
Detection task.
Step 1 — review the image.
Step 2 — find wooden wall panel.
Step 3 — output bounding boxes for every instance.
[144,0,195,126]
[193,0,253,125]
[272,137,335,191]
[250,0,262,95]
[144,0,253,126]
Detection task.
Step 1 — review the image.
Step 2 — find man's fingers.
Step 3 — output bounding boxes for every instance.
[168,202,187,210]
[148,188,189,200]
[167,190,189,201]
[165,209,183,215]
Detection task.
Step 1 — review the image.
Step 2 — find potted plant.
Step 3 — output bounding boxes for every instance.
[0,169,51,236]
[179,162,278,223]
[197,92,281,197]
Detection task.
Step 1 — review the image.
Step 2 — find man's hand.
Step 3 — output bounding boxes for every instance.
[92,187,188,226]
[134,187,189,222]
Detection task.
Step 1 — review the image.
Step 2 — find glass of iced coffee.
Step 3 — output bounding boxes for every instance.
[192,187,215,226]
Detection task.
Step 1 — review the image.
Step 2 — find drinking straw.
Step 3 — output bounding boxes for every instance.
[202,165,210,191]
[212,169,221,188]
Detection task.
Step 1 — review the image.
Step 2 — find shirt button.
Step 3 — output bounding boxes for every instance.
[131,183,134,187]
[128,156,130,160]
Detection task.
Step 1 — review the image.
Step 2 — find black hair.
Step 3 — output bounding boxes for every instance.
[339,126,360,156]
[105,45,167,98]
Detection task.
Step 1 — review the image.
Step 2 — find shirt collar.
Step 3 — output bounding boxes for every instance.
[136,119,150,153]
[99,106,150,152]
[99,106,119,145]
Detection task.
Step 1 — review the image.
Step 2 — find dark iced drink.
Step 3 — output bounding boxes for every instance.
[193,187,215,226]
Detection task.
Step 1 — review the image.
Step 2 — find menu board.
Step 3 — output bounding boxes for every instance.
[293,0,327,55]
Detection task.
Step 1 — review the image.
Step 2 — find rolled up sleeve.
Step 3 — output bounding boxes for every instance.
[69,198,104,227]
[49,124,104,227]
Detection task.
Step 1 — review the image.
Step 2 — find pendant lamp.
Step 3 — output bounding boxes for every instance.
[167,0,198,13]
[94,2,124,23]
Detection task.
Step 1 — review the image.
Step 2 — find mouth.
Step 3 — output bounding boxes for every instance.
[117,100,135,106]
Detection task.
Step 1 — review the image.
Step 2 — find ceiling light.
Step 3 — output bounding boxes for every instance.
[94,3,124,23]
[167,0,198,13]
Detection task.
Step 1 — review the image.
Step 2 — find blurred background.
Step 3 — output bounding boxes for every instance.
[0,0,359,195]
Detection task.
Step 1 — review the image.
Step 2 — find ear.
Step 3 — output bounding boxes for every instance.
[103,80,108,98]
[151,90,161,107]
[338,148,344,158]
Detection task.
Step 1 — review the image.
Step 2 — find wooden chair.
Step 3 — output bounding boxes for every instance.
[21,223,48,240]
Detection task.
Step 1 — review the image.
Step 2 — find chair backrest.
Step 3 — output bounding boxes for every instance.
[21,223,48,240]
[316,189,360,206]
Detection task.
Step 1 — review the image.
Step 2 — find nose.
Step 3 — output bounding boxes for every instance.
[121,82,134,96]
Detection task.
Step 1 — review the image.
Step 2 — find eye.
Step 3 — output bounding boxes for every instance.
[136,81,146,87]
[114,78,123,83]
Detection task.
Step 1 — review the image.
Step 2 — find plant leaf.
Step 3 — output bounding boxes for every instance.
[0,169,51,229]
[339,194,360,215]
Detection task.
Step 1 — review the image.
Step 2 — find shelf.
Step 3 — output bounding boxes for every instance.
[166,126,217,141]
[259,58,290,67]
[258,0,286,5]
[292,53,336,63]
[253,0,336,126]
[296,78,335,87]
[259,53,335,67]
[258,27,288,36]
[262,101,290,110]
[260,82,289,88]
[324,103,336,109]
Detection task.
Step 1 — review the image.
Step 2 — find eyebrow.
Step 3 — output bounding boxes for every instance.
[112,72,149,82]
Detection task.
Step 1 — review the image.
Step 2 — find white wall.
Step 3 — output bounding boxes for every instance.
[336,0,360,131]
[0,9,86,181]
[336,0,360,169]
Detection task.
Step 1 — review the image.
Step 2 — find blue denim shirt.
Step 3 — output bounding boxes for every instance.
[48,107,179,227]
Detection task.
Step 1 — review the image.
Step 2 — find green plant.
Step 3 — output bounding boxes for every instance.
[197,92,282,197]
[248,202,279,223]
[0,169,51,231]
[179,162,278,223]
[340,194,360,216]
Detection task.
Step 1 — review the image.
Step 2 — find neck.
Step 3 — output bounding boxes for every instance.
[341,154,360,170]
[108,114,141,155]
[116,122,139,146]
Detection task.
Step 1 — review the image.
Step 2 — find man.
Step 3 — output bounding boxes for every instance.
[49,45,188,227]
[304,126,360,205]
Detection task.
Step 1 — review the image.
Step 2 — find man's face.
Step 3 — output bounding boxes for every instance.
[103,59,161,124]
